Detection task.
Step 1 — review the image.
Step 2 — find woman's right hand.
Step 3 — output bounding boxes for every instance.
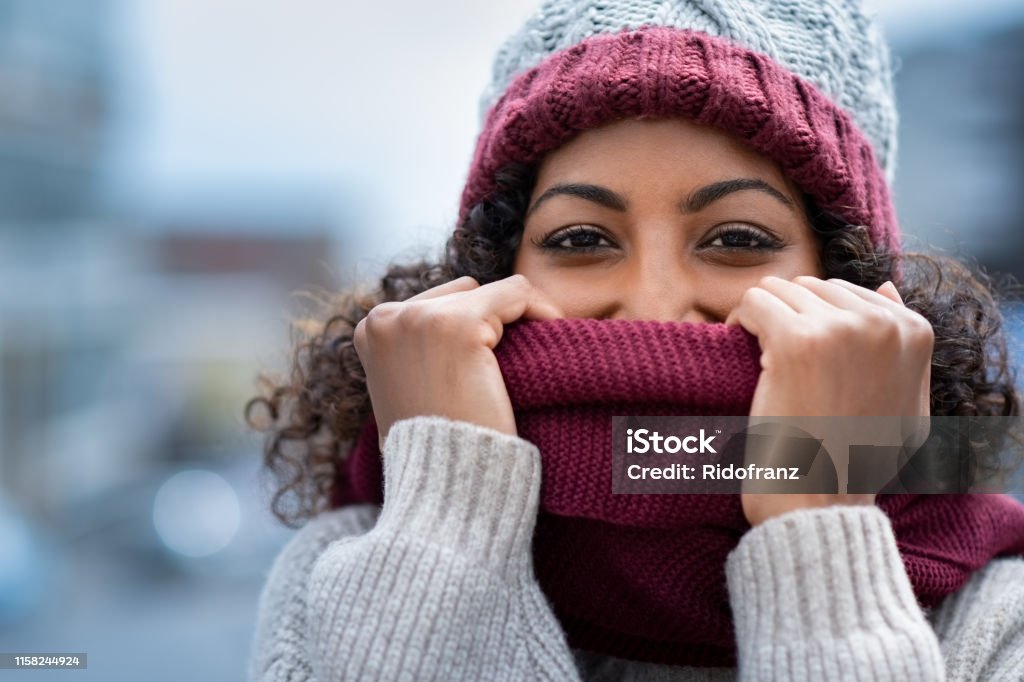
[353,274,564,449]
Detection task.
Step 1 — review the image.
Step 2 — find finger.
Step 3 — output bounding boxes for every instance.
[449,275,562,347]
[724,285,799,340]
[757,275,840,315]
[521,292,564,320]
[405,275,480,302]
[792,276,888,315]
[826,278,909,313]
[471,274,563,323]
[877,280,904,305]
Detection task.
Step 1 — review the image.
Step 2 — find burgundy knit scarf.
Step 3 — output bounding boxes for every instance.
[329,318,1024,667]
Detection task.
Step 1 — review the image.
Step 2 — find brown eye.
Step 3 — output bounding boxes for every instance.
[703,224,783,251]
[534,225,615,252]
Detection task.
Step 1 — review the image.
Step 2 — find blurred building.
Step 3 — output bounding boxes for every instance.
[0,4,337,676]
[0,0,113,515]
[0,0,108,219]
[894,21,1024,284]
[0,0,344,522]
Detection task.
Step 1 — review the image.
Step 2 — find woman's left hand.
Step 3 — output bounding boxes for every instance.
[724,276,934,527]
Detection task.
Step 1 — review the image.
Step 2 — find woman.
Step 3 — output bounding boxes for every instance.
[246,1,1024,680]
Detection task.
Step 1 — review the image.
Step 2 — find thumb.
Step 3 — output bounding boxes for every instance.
[522,288,565,321]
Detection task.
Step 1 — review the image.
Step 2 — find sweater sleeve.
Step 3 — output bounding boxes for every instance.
[928,554,1024,679]
[725,504,946,681]
[248,504,381,681]
[300,415,580,681]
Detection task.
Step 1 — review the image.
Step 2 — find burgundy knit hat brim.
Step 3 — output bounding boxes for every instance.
[459,25,900,255]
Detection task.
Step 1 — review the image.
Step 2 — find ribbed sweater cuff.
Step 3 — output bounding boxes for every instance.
[373,416,542,580]
[726,504,943,678]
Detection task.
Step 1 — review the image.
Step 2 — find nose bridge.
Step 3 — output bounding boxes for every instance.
[613,244,702,322]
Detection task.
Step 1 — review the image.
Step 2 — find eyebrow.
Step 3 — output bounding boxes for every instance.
[525,178,794,217]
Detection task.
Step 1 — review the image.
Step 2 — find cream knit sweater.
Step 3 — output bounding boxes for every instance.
[248,416,1024,680]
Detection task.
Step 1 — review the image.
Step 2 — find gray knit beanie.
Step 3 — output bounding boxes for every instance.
[478,0,899,184]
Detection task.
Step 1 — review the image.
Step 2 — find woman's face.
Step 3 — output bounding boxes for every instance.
[513,118,824,322]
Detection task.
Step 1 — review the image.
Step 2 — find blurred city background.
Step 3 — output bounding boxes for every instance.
[1,0,1023,680]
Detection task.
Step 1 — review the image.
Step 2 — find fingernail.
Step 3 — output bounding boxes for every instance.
[883,280,903,302]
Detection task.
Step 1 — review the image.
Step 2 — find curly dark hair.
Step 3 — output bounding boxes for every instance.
[244,161,1023,528]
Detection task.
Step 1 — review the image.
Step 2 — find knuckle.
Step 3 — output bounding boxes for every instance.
[353,318,368,350]
[787,325,821,351]
[399,303,462,337]
[433,312,468,337]
[864,306,899,329]
[506,273,530,289]
[741,286,763,304]
[907,313,936,346]
[393,302,426,328]
[866,319,901,347]
[364,301,399,328]
[831,312,861,337]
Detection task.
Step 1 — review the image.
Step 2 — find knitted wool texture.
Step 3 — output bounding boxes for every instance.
[330,318,1024,667]
[478,0,898,183]
[460,26,901,255]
